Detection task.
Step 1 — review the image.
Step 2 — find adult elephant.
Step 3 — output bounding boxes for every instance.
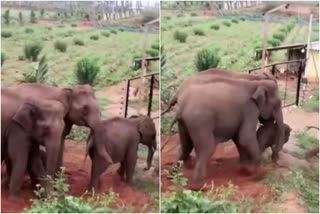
[174,77,284,188]
[161,68,275,115]
[1,89,65,198]
[7,83,101,171]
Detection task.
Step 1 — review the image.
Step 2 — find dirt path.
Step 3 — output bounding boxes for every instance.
[1,141,158,213]
[161,107,318,212]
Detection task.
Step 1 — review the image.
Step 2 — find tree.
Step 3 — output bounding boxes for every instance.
[19,11,23,24]
[3,9,10,25]
[40,8,44,17]
[30,10,36,23]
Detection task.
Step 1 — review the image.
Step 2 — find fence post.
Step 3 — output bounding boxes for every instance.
[295,61,304,106]
[271,64,276,75]
[147,75,155,116]
[124,80,130,118]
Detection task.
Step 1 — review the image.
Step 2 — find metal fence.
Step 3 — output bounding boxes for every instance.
[248,59,305,107]
[123,72,159,118]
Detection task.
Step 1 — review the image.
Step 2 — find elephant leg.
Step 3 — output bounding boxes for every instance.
[178,121,194,166]
[28,146,47,191]
[8,151,29,198]
[117,161,126,181]
[88,148,109,191]
[233,137,251,163]
[2,159,12,188]
[188,126,216,187]
[237,122,261,173]
[125,148,137,184]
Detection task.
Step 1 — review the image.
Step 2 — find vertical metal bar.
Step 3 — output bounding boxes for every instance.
[271,64,276,76]
[147,75,154,117]
[296,61,303,106]
[124,80,130,118]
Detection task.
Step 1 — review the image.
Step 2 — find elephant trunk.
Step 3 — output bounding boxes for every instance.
[271,107,285,162]
[145,140,156,171]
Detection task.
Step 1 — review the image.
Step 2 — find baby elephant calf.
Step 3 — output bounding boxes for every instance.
[86,115,156,191]
[257,121,292,156]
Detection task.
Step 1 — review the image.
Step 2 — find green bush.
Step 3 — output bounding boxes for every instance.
[267,38,281,47]
[177,14,184,18]
[132,54,142,71]
[222,21,231,27]
[1,31,12,38]
[279,27,288,34]
[90,35,99,40]
[151,42,160,51]
[71,23,77,27]
[73,38,85,46]
[27,167,118,213]
[30,10,37,23]
[161,184,252,213]
[303,90,319,112]
[231,19,239,24]
[193,28,205,36]
[119,28,124,32]
[54,40,67,52]
[101,31,110,37]
[3,9,10,25]
[25,28,34,33]
[211,24,220,30]
[24,42,43,61]
[21,55,48,83]
[195,48,220,71]
[240,17,246,21]
[1,52,6,67]
[75,57,100,85]
[147,48,159,57]
[191,12,197,16]
[110,29,117,34]
[273,32,285,41]
[174,31,187,43]
[19,11,23,24]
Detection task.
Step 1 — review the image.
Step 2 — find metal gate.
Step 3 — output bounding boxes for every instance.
[248,59,306,107]
[123,72,159,118]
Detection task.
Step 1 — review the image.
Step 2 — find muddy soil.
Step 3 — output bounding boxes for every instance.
[1,141,158,213]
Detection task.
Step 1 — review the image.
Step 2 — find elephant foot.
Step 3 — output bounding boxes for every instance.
[143,166,151,171]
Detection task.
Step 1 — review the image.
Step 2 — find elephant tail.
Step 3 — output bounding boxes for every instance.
[161,94,178,115]
[161,112,179,151]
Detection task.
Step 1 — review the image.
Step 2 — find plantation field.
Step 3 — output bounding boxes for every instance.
[161,14,318,76]
[1,8,159,88]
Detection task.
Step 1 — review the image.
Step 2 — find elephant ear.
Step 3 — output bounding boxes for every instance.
[251,86,267,108]
[137,116,156,143]
[62,88,73,113]
[12,102,40,133]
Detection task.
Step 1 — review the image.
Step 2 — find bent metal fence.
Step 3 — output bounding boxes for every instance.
[248,59,306,107]
[123,72,159,119]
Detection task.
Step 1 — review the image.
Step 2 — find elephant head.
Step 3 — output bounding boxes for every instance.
[129,115,157,170]
[64,85,101,129]
[251,80,285,161]
[12,100,65,177]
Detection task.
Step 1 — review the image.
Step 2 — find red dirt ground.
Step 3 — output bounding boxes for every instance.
[161,135,276,209]
[1,140,155,213]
